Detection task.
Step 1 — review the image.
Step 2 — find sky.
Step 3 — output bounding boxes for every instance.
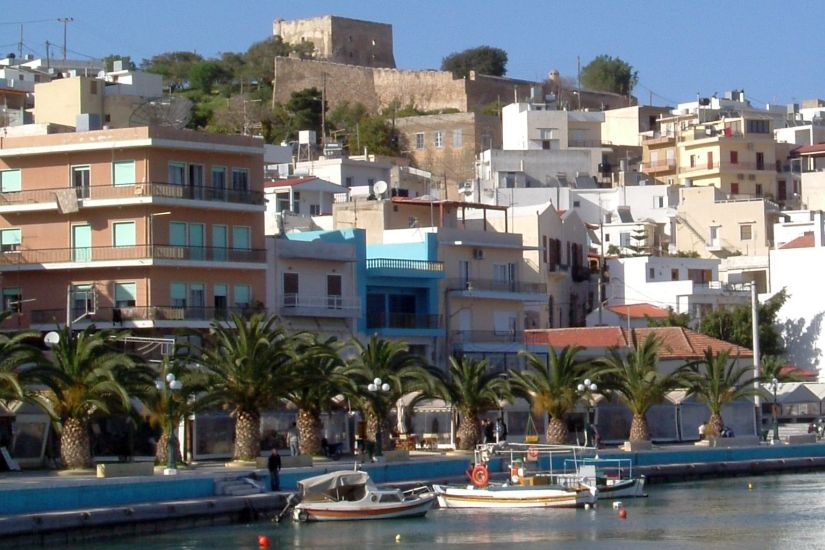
[1,0,822,109]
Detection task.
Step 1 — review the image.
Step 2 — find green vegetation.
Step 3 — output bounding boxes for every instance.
[580,55,638,96]
[698,288,787,357]
[441,46,508,78]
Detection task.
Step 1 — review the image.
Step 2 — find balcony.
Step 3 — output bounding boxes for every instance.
[0,244,267,271]
[367,312,442,331]
[366,258,445,278]
[642,133,676,146]
[640,160,676,174]
[446,278,546,296]
[450,330,524,344]
[30,306,262,327]
[279,293,360,318]
[0,183,264,212]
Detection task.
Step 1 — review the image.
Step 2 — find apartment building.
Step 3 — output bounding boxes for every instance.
[0,126,266,332]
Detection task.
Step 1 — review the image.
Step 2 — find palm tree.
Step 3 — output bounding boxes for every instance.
[510,346,591,445]
[436,356,509,450]
[595,334,685,442]
[286,334,345,456]
[0,310,47,407]
[338,335,436,454]
[39,326,147,469]
[760,354,806,383]
[199,313,293,461]
[685,348,757,438]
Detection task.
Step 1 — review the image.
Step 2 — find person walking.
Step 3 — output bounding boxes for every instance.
[268,448,282,491]
[698,422,706,441]
[483,419,494,444]
[494,417,507,443]
[287,422,299,456]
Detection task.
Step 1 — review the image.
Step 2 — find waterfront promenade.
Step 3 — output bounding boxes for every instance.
[3,442,825,546]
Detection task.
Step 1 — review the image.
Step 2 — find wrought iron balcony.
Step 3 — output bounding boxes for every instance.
[279,294,360,317]
[31,306,264,325]
[446,278,546,295]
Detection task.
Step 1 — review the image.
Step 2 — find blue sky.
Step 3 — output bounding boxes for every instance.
[2,0,821,108]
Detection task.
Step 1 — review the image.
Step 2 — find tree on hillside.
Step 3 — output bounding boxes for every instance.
[141,51,204,92]
[647,308,691,329]
[327,102,400,156]
[103,54,136,72]
[189,61,231,94]
[441,46,508,78]
[698,288,787,357]
[580,55,638,96]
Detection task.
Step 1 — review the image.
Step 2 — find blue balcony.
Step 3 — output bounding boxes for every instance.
[366,258,445,279]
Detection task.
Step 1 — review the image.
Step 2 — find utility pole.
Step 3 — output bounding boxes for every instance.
[751,283,762,435]
[18,24,23,60]
[576,56,582,110]
[58,17,74,62]
[45,41,51,69]
[321,73,327,146]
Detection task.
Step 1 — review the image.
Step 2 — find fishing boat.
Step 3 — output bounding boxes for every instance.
[432,443,597,509]
[292,470,434,522]
[563,457,647,499]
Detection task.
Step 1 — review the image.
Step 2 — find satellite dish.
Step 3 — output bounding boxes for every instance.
[44,331,60,347]
[373,180,388,197]
[129,96,193,128]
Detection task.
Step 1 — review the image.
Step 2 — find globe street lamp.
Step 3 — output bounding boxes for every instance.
[770,377,779,443]
[577,379,598,448]
[156,372,183,475]
[367,377,390,458]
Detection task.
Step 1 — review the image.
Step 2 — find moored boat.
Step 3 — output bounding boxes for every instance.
[292,470,434,522]
[564,457,647,499]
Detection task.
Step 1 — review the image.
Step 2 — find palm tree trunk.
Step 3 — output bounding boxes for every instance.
[707,413,724,439]
[297,409,322,455]
[365,410,394,451]
[233,409,261,461]
[155,430,183,465]
[60,417,92,469]
[629,413,650,442]
[457,413,480,450]
[546,416,569,445]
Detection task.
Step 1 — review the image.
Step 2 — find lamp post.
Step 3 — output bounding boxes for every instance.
[770,377,779,442]
[577,379,598,448]
[367,377,390,458]
[157,372,183,475]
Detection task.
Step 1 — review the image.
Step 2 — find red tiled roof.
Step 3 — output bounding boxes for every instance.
[606,303,670,319]
[264,177,317,188]
[780,232,815,249]
[525,326,753,360]
[795,143,825,156]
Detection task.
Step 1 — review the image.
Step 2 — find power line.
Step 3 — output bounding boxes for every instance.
[0,19,54,26]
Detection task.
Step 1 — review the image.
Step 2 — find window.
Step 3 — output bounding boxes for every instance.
[189,164,204,198]
[114,282,136,307]
[730,182,739,195]
[112,161,135,186]
[231,168,249,191]
[309,204,321,216]
[345,176,353,187]
[327,274,342,308]
[459,260,470,286]
[212,225,227,261]
[234,285,251,309]
[671,269,679,281]
[90,81,98,94]
[655,196,664,208]
[72,165,91,198]
[0,169,21,193]
[171,283,187,308]
[689,155,696,168]
[0,229,21,252]
[112,222,136,247]
[573,200,580,207]
[283,273,299,306]
[648,267,655,280]
[2,287,21,313]
[746,120,770,134]
[214,284,228,315]
[688,269,712,284]
[619,232,631,248]
[433,131,443,148]
[756,152,765,171]
[730,151,738,165]
[170,222,187,247]
[452,129,463,148]
[212,166,226,190]
[415,132,424,150]
[740,224,753,241]
[232,226,251,250]
[169,162,185,185]
[755,183,763,196]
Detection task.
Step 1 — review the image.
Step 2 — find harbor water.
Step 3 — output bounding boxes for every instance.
[68,472,825,549]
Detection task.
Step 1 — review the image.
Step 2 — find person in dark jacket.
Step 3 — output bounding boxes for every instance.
[483,419,494,444]
[268,448,282,491]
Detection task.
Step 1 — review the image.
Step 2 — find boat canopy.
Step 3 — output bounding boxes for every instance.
[298,471,375,498]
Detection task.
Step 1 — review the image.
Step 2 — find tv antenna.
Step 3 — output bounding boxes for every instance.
[129,96,192,128]
[373,180,388,199]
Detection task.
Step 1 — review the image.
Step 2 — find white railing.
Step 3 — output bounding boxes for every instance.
[281,294,360,310]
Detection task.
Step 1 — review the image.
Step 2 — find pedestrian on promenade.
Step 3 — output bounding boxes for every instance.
[698,422,706,441]
[288,422,299,456]
[268,448,282,491]
[495,417,507,443]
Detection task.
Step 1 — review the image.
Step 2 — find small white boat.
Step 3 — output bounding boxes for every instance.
[432,481,596,509]
[565,458,647,499]
[292,470,434,522]
[432,443,597,509]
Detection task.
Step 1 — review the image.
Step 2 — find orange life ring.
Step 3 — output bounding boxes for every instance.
[471,464,490,488]
[527,447,539,461]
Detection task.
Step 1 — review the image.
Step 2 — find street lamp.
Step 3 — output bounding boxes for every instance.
[156,372,183,475]
[770,377,779,443]
[577,379,598,448]
[367,377,390,458]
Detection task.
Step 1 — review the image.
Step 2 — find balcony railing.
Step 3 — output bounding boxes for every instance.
[640,160,676,173]
[446,278,546,294]
[0,182,264,207]
[280,294,360,311]
[366,258,444,272]
[367,312,442,330]
[31,306,262,325]
[451,330,525,344]
[0,244,266,266]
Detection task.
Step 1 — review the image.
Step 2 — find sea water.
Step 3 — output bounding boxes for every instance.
[70,472,825,549]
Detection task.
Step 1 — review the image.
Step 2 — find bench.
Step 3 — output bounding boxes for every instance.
[96,462,154,478]
[786,434,817,445]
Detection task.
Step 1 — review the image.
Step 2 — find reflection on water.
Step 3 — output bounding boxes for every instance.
[70,473,825,550]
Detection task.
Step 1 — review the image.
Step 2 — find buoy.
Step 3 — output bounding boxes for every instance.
[619,508,627,520]
[258,535,270,548]
[396,534,401,542]
[748,482,753,491]
[584,503,590,510]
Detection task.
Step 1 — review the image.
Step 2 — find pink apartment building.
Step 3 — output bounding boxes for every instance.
[0,126,266,333]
